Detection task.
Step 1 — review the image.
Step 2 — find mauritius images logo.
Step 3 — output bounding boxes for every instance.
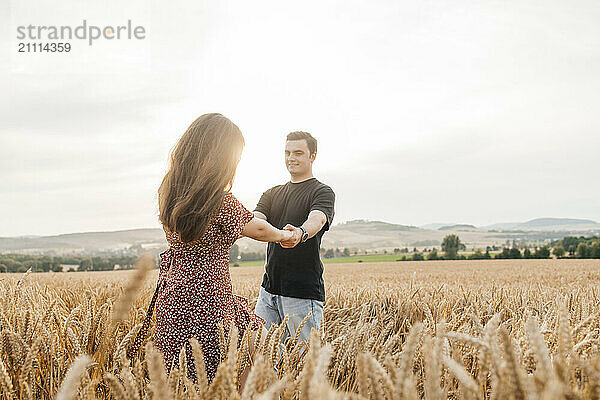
[16,20,146,46]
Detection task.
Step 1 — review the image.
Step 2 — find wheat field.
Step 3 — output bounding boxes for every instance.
[2,258,600,399]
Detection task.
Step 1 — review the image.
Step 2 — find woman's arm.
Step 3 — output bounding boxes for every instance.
[242,217,293,243]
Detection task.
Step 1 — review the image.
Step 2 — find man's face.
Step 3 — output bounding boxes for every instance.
[285,140,315,176]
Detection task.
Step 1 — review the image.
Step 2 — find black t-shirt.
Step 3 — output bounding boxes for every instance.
[254,178,335,301]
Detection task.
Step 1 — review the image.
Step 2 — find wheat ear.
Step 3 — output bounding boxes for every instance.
[55,354,93,400]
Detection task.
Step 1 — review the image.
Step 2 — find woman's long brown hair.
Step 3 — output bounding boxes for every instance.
[158,113,244,243]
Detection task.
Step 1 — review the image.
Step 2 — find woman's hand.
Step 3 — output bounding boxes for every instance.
[279,225,303,248]
[278,229,295,244]
[241,218,301,248]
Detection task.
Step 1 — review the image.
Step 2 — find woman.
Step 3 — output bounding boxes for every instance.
[153,113,293,384]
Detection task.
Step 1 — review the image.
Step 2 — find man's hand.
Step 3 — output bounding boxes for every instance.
[279,224,302,248]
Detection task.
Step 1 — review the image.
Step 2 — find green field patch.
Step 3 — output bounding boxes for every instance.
[230,253,401,267]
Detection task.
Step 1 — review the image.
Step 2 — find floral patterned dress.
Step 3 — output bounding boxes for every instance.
[153,192,264,382]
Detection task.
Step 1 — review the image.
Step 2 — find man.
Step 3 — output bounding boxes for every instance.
[253,131,335,343]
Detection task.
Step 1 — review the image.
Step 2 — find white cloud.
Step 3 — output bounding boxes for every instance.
[1,0,599,236]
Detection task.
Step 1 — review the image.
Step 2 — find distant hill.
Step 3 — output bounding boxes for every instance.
[420,223,456,230]
[2,217,599,255]
[481,222,521,231]
[482,218,600,232]
[520,218,599,230]
[238,220,425,253]
[438,224,478,231]
[0,229,165,254]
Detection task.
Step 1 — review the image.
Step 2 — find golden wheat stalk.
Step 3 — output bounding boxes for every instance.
[112,254,153,323]
[145,341,173,400]
[55,354,93,400]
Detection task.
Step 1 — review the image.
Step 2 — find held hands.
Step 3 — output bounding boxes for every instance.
[278,224,303,248]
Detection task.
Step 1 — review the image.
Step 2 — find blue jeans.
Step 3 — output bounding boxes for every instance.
[254,287,324,344]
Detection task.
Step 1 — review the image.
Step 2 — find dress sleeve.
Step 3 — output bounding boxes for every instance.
[220,193,255,245]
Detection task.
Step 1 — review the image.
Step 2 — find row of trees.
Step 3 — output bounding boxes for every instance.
[396,234,473,260]
[394,234,600,261]
[322,248,351,259]
[397,243,553,262]
[319,234,600,263]
[77,255,137,271]
[4,235,598,272]
[551,236,600,259]
[0,254,139,273]
[229,244,265,263]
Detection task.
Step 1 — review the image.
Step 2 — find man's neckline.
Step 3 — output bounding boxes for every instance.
[289,177,316,184]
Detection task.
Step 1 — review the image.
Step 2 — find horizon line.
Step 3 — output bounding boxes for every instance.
[2,216,599,238]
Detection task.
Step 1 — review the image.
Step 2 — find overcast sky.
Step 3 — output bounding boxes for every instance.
[1,0,599,237]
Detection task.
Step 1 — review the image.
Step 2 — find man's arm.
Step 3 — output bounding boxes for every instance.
[254,188,272,222]
[254,211,268,221]
[300,210,327,239]
[280,210,327,248]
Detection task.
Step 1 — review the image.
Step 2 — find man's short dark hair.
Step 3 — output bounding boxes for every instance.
[286,131,317,155]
